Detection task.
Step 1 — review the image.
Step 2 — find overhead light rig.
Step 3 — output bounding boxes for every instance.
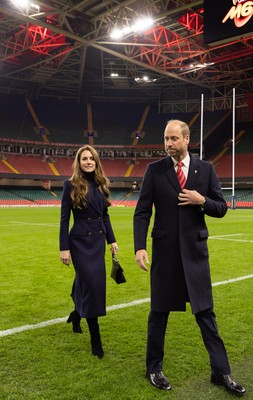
[110,17,154,39]
[10,0,40,14]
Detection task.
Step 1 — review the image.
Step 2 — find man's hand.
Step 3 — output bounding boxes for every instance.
[135,249,150,272]
[178,189,205,206]
[60,250,71,266]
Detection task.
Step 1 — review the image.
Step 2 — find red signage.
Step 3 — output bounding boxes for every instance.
[204,0,253,44]
[222,0,253,28]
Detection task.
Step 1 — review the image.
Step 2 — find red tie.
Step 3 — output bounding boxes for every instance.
[177,161,186,189]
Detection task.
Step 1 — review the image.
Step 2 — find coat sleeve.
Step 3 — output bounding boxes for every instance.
[133,165,154,252]
[202,163,227,218]
[59,180,72,251]
[103,206,116,244]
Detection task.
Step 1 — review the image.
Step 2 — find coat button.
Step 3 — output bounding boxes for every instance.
[88,218,91,221]
[99,230,103,234]
[88,232,92,235]
[98,217,101,220]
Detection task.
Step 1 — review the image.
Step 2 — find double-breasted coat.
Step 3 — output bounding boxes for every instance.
[60,179,116,318]
[134,153,227,314]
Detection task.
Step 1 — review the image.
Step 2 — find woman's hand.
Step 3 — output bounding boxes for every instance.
[110,242,118,255]
[60,250,71,266]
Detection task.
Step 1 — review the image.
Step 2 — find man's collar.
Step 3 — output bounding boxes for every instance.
[171,153,190,167]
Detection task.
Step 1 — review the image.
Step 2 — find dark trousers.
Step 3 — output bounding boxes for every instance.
[146,308,231,375]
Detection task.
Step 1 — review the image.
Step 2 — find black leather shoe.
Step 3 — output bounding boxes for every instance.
[67,310,83,334]
[211,373,246,396]
[147,371,172,390]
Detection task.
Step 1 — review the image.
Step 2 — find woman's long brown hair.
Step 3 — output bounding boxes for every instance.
[69,145,111,209]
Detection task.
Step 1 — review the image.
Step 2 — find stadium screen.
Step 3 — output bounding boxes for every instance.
[204,0,253,45]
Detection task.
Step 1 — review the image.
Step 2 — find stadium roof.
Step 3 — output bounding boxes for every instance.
[0,0,253,112]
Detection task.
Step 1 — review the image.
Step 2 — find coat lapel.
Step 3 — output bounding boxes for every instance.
[164,153,200,191]
[185,153,200,189]
[164,156,181,192]
[87,186,105,214]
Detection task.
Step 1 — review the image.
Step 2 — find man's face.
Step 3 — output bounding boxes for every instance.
[164,122,189,161]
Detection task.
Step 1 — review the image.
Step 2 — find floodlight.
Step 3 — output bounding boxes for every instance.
[30,2,40,11]
[110,29,123,39]
[10,0,29,9]
[132,17,153,33]
[122,26,132,35]
[110,16,154,40]
[10,0,40,12]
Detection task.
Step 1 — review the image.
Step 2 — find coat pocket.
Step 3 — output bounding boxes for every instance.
[69,227,88,236]
[198,229,209,239]
[151,229,166,239]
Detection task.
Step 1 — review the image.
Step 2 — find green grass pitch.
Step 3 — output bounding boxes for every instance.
[0,206,252,399]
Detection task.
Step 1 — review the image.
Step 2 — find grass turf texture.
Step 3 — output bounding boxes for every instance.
[0,207,252,400]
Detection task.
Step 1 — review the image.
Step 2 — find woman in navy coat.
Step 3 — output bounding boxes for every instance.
[60,145,118,358]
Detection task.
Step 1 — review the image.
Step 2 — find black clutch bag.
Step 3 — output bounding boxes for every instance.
[110,254,126,284]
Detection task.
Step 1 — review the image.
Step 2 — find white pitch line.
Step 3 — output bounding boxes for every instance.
[212,274,253,286]
[0,317,67,338]
[1,274,252,338]
[209,233,253,243]
[210,238,253,243]
[10,221,59,227]
[107,298,150,311]
[209,234,243,238]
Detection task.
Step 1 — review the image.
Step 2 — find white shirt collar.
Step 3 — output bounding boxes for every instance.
[171,153,190,168]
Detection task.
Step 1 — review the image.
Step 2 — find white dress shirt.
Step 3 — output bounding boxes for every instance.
[171,153,190,181]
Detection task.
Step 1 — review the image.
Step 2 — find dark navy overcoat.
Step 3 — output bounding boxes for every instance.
[134,154,227,314]
[60,179,116,318]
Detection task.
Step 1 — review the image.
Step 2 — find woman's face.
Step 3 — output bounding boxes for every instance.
[79,149,96,173]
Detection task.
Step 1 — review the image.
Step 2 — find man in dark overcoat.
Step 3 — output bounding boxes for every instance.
[133,119,245,396]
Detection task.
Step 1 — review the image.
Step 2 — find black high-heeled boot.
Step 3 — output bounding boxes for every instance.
[86,317,104,358]
[67,310,83,334]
